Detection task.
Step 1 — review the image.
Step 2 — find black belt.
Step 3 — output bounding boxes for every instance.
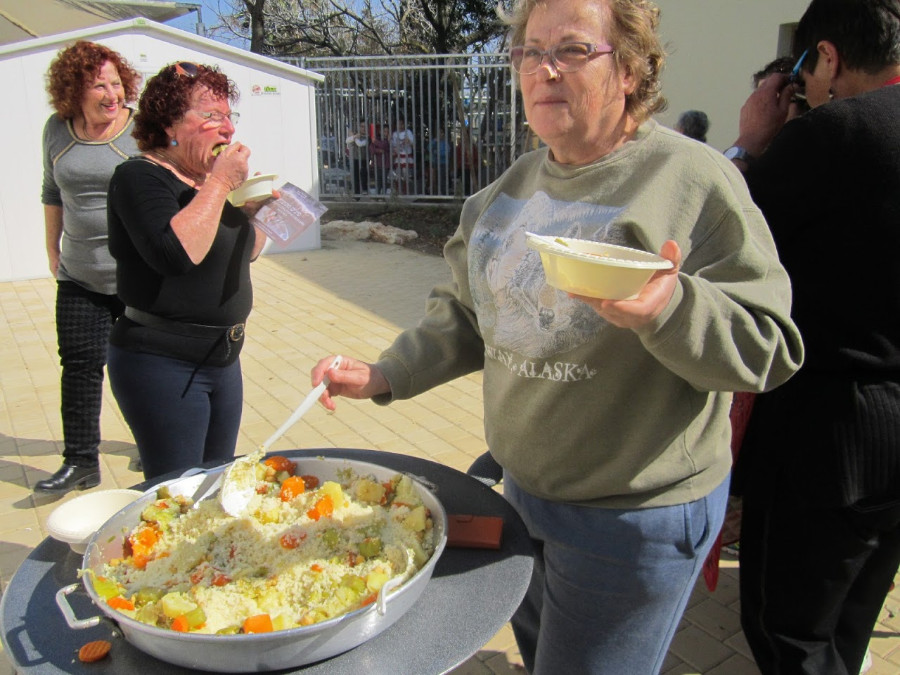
[124,307,245,342]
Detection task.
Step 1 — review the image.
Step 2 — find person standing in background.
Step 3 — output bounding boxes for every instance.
[391,115,415,195]
[345,121,369,196]
[728,1,900,672]
[429,128,450,195]
[674,109,709,142]
[36,41,141,494]
[369,123,391,194]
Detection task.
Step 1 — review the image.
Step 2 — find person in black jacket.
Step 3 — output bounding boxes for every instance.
[727,1,900,672]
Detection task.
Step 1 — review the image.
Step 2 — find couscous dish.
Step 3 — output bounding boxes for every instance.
[87,454,438,635]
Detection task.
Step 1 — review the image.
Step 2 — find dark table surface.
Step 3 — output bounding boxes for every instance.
[1,449,533,674]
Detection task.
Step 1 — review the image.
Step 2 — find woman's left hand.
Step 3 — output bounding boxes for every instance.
[240,188,281,218]
[571,240,681,329]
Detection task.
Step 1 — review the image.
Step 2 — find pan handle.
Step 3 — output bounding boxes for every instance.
[56,583,102,630]
[375,576,404,616]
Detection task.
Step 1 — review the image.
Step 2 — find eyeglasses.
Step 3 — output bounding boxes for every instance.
[510,41,614,75]
[789,50,808,84]
[192,110,240,126]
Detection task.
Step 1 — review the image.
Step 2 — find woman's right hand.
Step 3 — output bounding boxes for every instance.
[209,142,250,192]
[311,355,390,411]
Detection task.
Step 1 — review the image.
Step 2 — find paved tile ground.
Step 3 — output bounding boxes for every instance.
[1,239,898,674]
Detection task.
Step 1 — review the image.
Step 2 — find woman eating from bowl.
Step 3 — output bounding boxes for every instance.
[310,0,804,672]
[107,62,273,481]
[37,41,141,494]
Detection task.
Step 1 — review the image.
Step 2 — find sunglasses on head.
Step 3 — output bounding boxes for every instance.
[173,61,200,77]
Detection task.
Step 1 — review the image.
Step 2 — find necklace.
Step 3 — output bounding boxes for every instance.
[150,149,205,187]
[80,114,119,142]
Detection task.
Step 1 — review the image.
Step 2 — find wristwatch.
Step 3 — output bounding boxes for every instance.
[724,146,755,163]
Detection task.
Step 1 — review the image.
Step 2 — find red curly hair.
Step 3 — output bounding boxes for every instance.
[133,63,239,152]
[45,41,141,119]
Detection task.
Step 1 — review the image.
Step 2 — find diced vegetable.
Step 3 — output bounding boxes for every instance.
[160,592,197,619]
[171,615,190,632]
[243,614,273,633]
[280,475,306,502]
[264,456,297,474]
[280,532,303,549]
[134,586,165,605]
[107,595,135,611]
[319,481,344,505]
[300,474,320,490]
[366,568,390,592]
[92,576,124,600]
[340,574,367,594]
[128,525,160,569]
[358,537,382,558]
[402,505,427,532]
[307,494,334,521]
[211,572,231,586]
[272,614,293,631]
[355,478,386,504]
[395,475,417,503]
[184,606,207,629]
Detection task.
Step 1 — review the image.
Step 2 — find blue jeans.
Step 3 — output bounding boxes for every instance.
[505,474,729,675]
[108,346,242,480]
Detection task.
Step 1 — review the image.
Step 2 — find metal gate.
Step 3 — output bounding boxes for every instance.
[279,53,526,201]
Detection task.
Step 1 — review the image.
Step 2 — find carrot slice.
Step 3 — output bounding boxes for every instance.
[78,640,111,662]
[279,475,306,502]
[107,595,135,611]
[171,615,190,632]
[243,613,273,633]
[307,494,334,521]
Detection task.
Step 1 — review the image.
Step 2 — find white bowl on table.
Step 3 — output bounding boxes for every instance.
[46,488,143,554]
[526,232,673,300]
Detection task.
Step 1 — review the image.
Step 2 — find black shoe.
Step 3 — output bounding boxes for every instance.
[35,464,100,493]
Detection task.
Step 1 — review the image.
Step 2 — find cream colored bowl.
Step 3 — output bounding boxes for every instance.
[46,488,143,554]
[526,232,673,300]
[228,173,278,207]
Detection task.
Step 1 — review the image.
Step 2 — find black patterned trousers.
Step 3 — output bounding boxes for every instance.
[55,281,124,467]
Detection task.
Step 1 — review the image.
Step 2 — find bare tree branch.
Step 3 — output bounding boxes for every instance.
[214,0,506,56]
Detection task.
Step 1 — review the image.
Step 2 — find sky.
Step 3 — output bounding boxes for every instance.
[164,0,247,48]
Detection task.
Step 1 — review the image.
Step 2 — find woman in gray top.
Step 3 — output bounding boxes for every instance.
[37,41,141,493]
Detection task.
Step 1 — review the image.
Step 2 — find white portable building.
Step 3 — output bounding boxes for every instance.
[0,18,325,283]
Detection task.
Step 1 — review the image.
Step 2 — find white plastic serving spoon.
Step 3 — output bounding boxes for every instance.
[218,355,343,517]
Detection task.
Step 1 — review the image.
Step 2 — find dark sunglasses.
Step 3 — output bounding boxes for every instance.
[173,61,200,77]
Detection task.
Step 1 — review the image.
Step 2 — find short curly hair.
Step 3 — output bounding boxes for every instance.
[675,109,709,142]
[45,41,141,119]
[500,0,667,124]
[133,63,239,152]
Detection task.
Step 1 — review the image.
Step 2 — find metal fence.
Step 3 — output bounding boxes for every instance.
[279,53,529,202]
